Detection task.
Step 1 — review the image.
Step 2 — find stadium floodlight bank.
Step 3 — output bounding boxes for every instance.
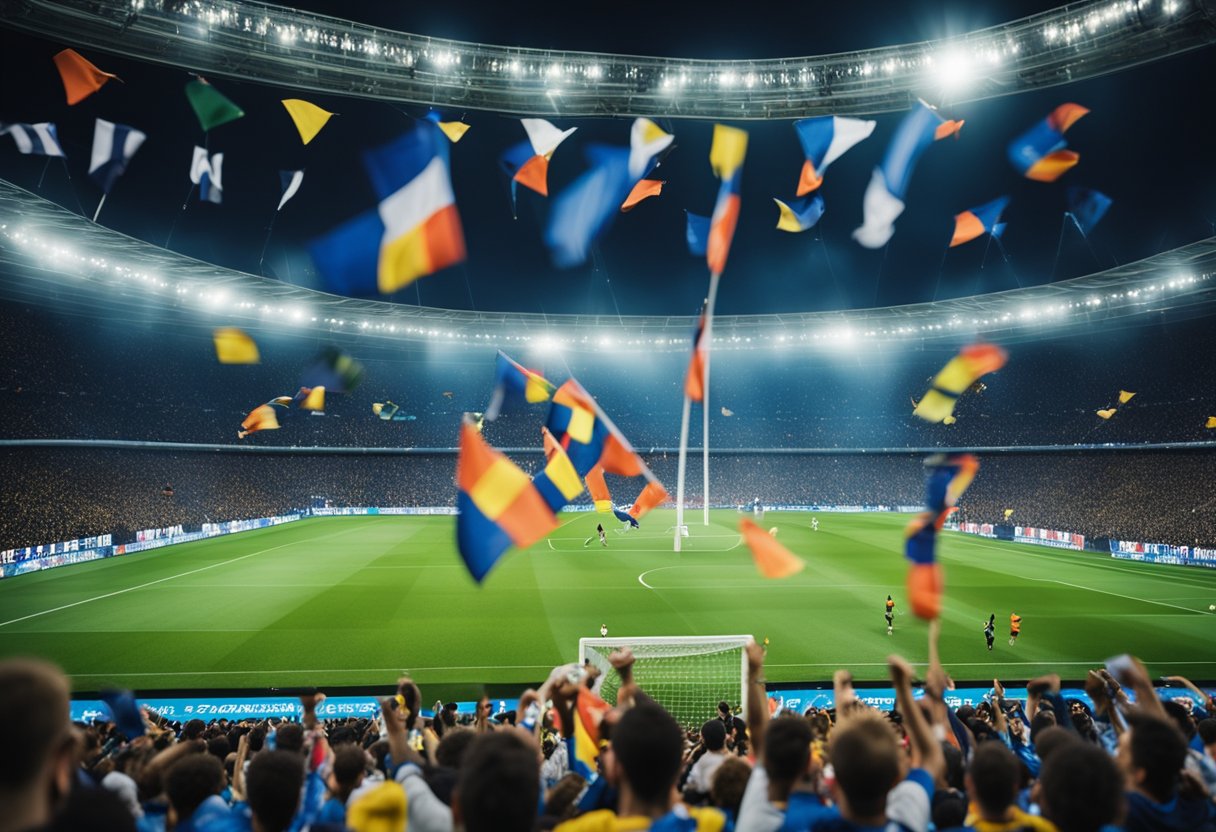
[3,0,1215,119]
[2,180,1215,352]
[580,635,754,727]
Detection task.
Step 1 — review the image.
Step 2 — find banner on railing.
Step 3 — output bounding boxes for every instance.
[71,695,520,723]
[957,522,997,538]
[768,684,1213,714]
[1,534,112,566]
[1014,526,1085,550]
[309,507,459,516]
[1110,540,1216,569]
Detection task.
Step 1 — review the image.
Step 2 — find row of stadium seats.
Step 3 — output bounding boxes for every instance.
[2,446,1213,551]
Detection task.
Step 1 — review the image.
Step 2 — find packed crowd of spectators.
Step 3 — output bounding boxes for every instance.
[3,299,1215,451]
[2,447,1213,552]
[5,628,1216,831]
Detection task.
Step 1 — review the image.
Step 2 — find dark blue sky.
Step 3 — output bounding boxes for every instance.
[1,0,1213,317]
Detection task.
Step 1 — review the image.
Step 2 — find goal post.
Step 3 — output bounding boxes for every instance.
[578,635,754,727]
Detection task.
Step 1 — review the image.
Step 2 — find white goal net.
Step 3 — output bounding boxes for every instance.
[579,635,753,727]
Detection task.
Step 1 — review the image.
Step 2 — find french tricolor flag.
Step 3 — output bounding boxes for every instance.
[0,123,65,157]
[88,118,146,194]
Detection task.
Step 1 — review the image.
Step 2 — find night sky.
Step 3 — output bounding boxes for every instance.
[1,0,1213,317]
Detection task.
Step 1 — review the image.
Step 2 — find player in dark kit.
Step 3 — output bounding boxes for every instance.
[583,523,609,548]
[984,614,995,651]
[884,595,895,635]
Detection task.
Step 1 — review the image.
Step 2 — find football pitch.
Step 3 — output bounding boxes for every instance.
[1,511,1215,700]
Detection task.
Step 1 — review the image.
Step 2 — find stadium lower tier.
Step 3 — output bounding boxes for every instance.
[1,446,1213,552]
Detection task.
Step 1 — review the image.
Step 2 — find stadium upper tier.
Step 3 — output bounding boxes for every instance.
[2,179,1215,352]
[3,0,1215,118]
[2,295,1214,451]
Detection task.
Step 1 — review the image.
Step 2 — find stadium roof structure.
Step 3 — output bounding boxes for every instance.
[2,179,1214,352]
[2,0,1214,119]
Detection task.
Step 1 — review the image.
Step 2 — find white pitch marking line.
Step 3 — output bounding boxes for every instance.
[0,525,369,629]
[65,664,561,677]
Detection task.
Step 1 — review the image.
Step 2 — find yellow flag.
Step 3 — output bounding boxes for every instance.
[1096,408,1117,420]
[1118,390,1136,404]
[213,328,259,364]
[1205,416,1216,429]
[299,386,325,411]
[281,99,335,145]
[709,124,748,180]
[437,121,470,143]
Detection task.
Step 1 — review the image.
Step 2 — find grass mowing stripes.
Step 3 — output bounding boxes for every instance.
[1,511,1214,702]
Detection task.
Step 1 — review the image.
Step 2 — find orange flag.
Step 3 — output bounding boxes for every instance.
[53,49,119,105]
[621,179,664,212]
[627,481,669,520]
[739,517,805,579]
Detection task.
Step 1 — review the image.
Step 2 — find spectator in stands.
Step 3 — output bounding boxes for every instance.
[165,754,229,831]
[708,757,751,826]
[1118,712,1216,832]
[1036,743,1125,832]
[453,732,539,832]
[959,742,1054,831]
[0,658,78,832]
[317,745,366,826]
[683,719,728,799]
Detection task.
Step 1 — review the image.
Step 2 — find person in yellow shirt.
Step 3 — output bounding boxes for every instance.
[963,743,1056,832]
[555,702,726,832]
[1009,613,1023,647]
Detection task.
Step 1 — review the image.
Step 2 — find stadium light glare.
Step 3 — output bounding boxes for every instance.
[932,48,975,92]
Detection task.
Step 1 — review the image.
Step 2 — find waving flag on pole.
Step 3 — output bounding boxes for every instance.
[1007,103,1088,182]
[53,49,119,105]
[89,119,146,194]
[904,453,979,619]
[0,123,64,157]
[628,481,668,520]
[456,415,559,582]
[686,212,710,256]
[950,196,1010,247]
[793,116,875,195]
[585,465,613,513]
[546,379,644,477]
[278,170,304,211]
[238,404,280,439]
[621,178,664,212]
[484,351,556,421]
[685,302,708,402]
[913,343,1008,424]
[740,517,805,579]
[281,99,335,145]
[185,79,245,132]
[620,118,673,211]
[1066,187,1112,236]
[189,147,224,204]
[774,194,826,233]
[854,101,963,249]
[707,125,747,275]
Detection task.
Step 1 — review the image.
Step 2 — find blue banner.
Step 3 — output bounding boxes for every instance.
[72,695,521,723]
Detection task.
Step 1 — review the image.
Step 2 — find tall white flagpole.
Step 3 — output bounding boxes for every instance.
[701,272,721,525]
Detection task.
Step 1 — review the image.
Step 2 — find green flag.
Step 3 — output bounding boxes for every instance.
[185,79,244,131]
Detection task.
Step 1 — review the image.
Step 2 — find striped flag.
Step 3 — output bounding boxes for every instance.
[89,119,146,194]
[278,170,304,211]
[189,147,224,204]
[707,125,748,275]
[0,123,65,157]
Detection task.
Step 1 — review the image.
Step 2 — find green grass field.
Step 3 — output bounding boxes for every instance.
[2,511,1215,700]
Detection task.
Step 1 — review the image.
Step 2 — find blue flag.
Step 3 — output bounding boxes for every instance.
[1066,187,1112,237]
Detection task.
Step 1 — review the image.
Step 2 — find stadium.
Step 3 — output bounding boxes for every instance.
[1,0,1215,830]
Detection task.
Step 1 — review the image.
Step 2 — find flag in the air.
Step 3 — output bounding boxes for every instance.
[686,212,710,256]
[950,197,1010,248]
[455,416,558,582]
[621,178,664,212]
[530,433,585,515]
[53,49,119,105]
[774,194,826,233]
[904,453,979,619]
[189,147,224,204]
[500,118,577,208]
[278,170,304,211]
[740,517,805,579]
[570,688,612,779]
[854,101,963,249]
[707,124,747,275]
[546,379,644,477]
[613,507,640,528]
[1007,103,1088,182]
[792,115,875,195]
[89,119,146,194]
[424,110,470,143]
[238,404,280,439]
[1066,187,1112,237]
[281,99,334,144]
[1003,508,1014,519]
[685,302,708,402]
[545,144,633,267]
[0,123,64,157]
[627,481,668,520]
[913,343,1008,424]
[484,351,556,421]
[1205,416,1216,429]
[542,426,562,461]
[1118,390,1136,404]
[620,117,673,211]
[186,79,245,132]
[585,465,613,513]
[213,328,259,364]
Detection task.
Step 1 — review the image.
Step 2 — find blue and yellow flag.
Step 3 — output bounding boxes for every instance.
[546,380,644,478]
[904,454,979,620]
[1007,103,1088,182]
[484,351,556,421]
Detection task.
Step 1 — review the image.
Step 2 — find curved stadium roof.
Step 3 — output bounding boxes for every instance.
[2,0,1214,119]
[1,179,1213,352]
